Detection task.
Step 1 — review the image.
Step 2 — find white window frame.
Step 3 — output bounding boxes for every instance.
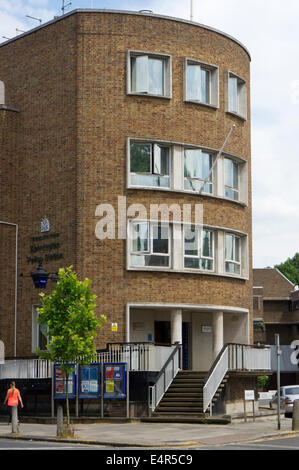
[184,226,215,272]
[128,140,172,189]
[127,139,248,205]
[226,71,247,120]
[184,148,215,195]
[224,233,241,275]
[127,50,172,98]
[224,157,240,201]
[32,305,48,353]
[129,220,172,270]
[184,58,219,108]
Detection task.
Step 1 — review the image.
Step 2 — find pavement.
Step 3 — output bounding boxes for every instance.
[0,411,296,448]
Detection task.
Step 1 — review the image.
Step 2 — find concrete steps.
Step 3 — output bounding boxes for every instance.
[152,370,227,421]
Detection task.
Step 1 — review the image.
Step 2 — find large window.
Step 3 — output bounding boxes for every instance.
[128,51,172,98]
[227,72,247,119]
[130,221,171,268]
[224,158,239,201]
[184,226,214,271]
[128,139,247,204]
[128,221,247,278]
[130,142,170,188]
[184,149,214,193]
[225,233,241,275]
[185,59,219,107]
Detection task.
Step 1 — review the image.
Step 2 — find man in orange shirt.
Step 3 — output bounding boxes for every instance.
[3,381,24,424]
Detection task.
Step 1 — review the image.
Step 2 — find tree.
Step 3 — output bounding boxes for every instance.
[36,266,106,432]
[275,253,299,286]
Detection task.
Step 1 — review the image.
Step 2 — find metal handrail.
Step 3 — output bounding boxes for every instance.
[203,343,271,413]
[148,343,182,412]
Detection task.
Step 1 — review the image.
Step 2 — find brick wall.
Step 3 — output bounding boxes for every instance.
[0,11,253,354]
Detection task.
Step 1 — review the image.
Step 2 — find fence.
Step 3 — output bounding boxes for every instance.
[0,343,176,379]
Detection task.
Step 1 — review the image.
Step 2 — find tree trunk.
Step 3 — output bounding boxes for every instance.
[65,375,70,427]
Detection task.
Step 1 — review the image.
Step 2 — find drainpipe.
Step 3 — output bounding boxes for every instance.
[0,221,18,356]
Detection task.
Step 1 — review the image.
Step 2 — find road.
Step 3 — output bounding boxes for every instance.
[1,433,299,451]
[198,434,299,450]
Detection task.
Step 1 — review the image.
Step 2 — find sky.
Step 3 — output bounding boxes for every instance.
[0,0,298,269]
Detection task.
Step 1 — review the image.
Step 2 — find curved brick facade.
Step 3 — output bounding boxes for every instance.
[0,11,252,365]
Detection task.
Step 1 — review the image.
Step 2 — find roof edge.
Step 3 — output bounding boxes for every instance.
[0,9,251,60]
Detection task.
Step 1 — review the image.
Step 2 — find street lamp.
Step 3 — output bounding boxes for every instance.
[30,264,59,288]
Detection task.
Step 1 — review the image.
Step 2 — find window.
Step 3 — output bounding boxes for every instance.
[225,233,241,275]
[130,221,171,268]
[184,226,214,271]
[184,149,214,193]
[185,59,219,107]
[224,158,239,201]
[128,51,172,98]
[130,142,170,188]
[32,305,48,353]
[227,72,247,119]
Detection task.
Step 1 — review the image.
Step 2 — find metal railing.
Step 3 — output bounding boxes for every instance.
[203,343,271,413]
[95,342,151,370]
[0,358,52,379]
[0,343,176,379]
[148,343,182,412]
[95,342,176,371]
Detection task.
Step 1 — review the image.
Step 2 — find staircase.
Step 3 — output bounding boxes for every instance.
[145,370,228,423]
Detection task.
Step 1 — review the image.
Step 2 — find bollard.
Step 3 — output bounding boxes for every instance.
[11,406,19,434]
[57,405,64,436]
[292,400,299,431]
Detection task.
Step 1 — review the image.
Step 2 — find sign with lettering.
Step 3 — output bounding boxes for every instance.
[244,390,255,401]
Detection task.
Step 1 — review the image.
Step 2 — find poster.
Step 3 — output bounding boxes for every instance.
[53,364,76,399]
[78,364,100,398]
[103,363,126,399]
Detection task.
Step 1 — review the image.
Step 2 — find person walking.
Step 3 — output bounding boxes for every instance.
[3,381,24,424]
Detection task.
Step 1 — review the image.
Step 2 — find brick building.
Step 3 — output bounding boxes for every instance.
[253,268,299,345]
[0,11,268,418]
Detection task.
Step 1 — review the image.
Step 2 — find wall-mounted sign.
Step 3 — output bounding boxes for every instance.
[41,217,50,233]
[111,323,118,332]
[201,325,212,333]
[27,232,64,264]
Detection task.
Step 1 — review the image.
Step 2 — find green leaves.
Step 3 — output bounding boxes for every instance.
[37,266,106,365]
[275,253,299,286]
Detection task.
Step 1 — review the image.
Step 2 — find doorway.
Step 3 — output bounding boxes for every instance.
[154,320,191,370]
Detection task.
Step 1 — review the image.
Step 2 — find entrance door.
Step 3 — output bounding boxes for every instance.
[154,321,190,370]
[154,321,171,344]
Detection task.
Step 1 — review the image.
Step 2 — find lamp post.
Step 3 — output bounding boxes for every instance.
[30,264,59,289]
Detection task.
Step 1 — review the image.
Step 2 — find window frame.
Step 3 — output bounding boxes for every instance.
[183,147,215,195]
[224,157,240,201]
[129,141,172,189]
[32,304,48,353]
[127,50,172,99]
[184,58,219,108]
[224,233,242,275]
[184,226,215,272]
[129,220,172,269]
[127,139,248,206]
[226,71,247,120]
